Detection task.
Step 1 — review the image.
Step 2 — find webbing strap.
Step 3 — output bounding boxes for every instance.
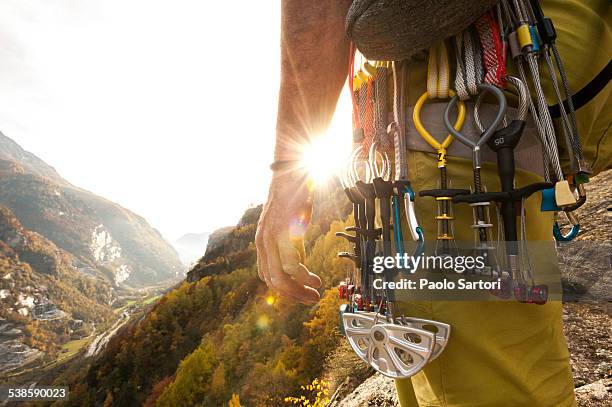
[427,41,450,99]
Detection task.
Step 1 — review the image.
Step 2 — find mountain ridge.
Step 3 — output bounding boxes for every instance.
[0,132,183,286]
[0,132,64,184]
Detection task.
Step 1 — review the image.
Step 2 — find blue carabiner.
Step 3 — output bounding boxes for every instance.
[392,185,425,260]
[392,194,405,255]
[553,222,580,241]
[553,211,580,241]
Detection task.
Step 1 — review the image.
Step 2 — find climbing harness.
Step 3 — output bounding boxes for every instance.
[415,41,468,255]
[336,0,591,374]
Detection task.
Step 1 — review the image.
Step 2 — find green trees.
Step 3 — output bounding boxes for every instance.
[156,341,217,406]
[61,193,356,406]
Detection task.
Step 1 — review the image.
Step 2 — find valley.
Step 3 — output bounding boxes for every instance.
[0,285,166,387]
[0,133,183,390]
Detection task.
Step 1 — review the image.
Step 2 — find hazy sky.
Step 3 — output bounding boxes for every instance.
[0,0,352,241]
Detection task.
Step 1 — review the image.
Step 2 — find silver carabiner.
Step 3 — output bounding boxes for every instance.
[368,141,390,181]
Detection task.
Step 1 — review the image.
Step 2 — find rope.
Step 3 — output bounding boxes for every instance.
[374,66,392,152]
[474,10,507,88]
[362,80,376,156]
[392,61,408,180]
[454,27,484,100]
[349,43,360,131]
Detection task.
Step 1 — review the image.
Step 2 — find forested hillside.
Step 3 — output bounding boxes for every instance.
[47,170,611,406]
[52,185,353,406]
[0,205,115,372]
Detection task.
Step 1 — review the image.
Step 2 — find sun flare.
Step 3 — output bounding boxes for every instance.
[300,103,353,185]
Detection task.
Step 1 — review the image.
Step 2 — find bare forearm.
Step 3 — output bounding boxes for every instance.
[274,0,352,161]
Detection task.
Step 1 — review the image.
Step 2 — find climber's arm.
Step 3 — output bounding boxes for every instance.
[256,0,352,302]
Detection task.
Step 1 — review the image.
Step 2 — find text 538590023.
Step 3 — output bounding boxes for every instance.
[0,387,68,401]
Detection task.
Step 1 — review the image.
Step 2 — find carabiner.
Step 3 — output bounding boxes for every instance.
[403,186,423,242]
[553,210,580,242]
[368,142,390,181]
[561,182,587,212]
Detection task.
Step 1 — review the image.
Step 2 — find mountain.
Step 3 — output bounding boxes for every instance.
[173,232,210,266]
[0,133,63,183]
[0,205,115,373]
[0,132,183,287]
[185,208,258,282]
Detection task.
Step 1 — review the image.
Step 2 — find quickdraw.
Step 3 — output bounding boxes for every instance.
[391,61,423,256]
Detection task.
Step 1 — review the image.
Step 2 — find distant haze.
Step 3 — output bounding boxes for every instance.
[174,232,210,266]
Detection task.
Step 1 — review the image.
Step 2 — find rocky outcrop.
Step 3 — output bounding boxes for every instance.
[331,374,398,407]
[0,320,43,374]
[575,379,611,406]
[186,206,261,282]
[335,374,612,407]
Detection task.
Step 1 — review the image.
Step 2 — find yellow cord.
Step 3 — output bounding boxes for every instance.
[413,90,466,168]
[417,41,466,168]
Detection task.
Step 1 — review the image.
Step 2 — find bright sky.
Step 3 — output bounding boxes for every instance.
[0,0,352,241]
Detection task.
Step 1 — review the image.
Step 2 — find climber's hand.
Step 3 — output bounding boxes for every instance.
[256,171,322,303]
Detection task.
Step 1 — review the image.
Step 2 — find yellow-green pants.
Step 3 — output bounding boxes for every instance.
[394,152,576,407]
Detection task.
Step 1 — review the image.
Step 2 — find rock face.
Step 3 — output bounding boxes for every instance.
[332,374,398,407]
[575,379,611,406]
[0,320,43,374]
[335,374,612,407]
[0,131,182,286]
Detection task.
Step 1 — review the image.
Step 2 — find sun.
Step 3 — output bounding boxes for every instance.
[300,139,340,185]
[300,103,353,185]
